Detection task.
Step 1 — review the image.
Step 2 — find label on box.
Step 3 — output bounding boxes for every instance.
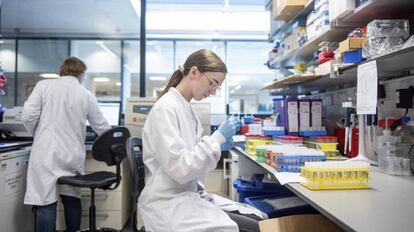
[287,101,299,132]
[311,101,322,127]
[299,101,310,128]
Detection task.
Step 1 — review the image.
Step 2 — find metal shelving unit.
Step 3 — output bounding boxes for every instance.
[269,26,351,68]
[268,45,414,96]
[336,0,414,28]
[266,0,414,96]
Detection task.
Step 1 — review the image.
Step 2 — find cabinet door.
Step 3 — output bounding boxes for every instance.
[204,169,227,196]
[0,154,34,232]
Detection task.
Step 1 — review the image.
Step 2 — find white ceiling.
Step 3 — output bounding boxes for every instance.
[1,0,268,38]
[1,0,141,37]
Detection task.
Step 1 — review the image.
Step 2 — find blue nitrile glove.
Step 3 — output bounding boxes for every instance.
[217,116,238,140]
[220,138,234,151]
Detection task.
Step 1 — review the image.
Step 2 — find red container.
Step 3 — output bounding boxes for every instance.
[335,128,359,158]
[240,125,249,135]
[378,118,398,129]
[318,50,334,64]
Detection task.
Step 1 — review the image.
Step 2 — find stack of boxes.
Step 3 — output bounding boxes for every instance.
[307,0,330,40]
[272,0,309,21]
[339,35,366,64]
[273,98,323,136]
[328,0,355,22]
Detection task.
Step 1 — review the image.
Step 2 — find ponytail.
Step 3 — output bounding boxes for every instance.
[159,69,183,98]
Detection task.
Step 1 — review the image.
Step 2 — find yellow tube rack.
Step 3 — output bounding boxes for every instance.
[300,167,371,190]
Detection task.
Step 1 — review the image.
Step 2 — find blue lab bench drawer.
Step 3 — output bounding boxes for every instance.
[233,174,292,203]
[244,194,317,218]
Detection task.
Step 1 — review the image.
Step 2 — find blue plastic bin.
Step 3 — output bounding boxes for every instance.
[244,194,317,218]
[233,174,292,203]
[344,49,365,64]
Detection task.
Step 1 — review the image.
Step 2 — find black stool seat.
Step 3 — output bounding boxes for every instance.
[53,127,130,232]
[58,171,117,189]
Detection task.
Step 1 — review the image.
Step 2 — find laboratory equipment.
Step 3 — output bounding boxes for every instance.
[85,102,121,142]
[125,97,156,137]
[261,145,326,173]
[274,135,303,145]
[377,129,397,171]
[342,102,355,156]
[348,114,373,163]
[245,135,273,156]
[125,97,211,138]
[304,136,339,159]
[97,102,121,126]
[0,107,32,138]
[0,147,33,232]
[300,161,371,190]
[365,114,378,161]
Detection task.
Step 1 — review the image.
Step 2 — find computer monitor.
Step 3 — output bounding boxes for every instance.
[87,102,120,126]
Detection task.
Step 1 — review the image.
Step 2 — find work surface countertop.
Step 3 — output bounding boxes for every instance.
[0,141,32,160]
[232,147,414,232]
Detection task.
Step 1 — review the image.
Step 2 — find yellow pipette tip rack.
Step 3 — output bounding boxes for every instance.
[300,161,371,190]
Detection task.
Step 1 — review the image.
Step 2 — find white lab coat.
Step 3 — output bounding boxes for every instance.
[23,76,111,206]
[138,88,238,232]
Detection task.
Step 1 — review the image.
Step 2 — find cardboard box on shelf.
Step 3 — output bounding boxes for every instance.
[329,0,355,22]
[315,60,336,76]
[272,0,309,21]
[259,214,343,232]
[339,37,366,54]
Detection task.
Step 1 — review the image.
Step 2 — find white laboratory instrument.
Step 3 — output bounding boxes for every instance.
[0,147,34,232]
[125,97,211,138]
[0,107,32,138]
[348,114,373,164]
[125,97,157,137]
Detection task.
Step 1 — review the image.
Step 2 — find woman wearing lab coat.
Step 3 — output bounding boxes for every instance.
[23,57,111,232]
[139,49,255,232]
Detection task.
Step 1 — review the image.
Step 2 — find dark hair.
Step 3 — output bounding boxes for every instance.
[59,57,87,78]
[159,49,227,97]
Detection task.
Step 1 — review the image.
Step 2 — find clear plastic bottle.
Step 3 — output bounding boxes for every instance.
[377,129,397,171]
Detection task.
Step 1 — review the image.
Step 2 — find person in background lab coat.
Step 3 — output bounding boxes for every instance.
[139,49,261,232]
[22,57,111,232]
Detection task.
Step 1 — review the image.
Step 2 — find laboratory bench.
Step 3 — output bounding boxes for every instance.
[231,146,414,232]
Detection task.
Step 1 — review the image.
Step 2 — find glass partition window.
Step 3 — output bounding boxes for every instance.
[71,40,121,102]
[17,39,69,106]
[146,40,174,98]
[0,40,16,108]
[226,41,274,114]
[123,41,140,99]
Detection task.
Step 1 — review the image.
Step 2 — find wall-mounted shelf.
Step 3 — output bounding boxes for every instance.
[336,0,414,28]
[269,0,315,42]
[267,45,414,96]
[268,0,414,69]
[268,26,351,68]
[263,74,321,90]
